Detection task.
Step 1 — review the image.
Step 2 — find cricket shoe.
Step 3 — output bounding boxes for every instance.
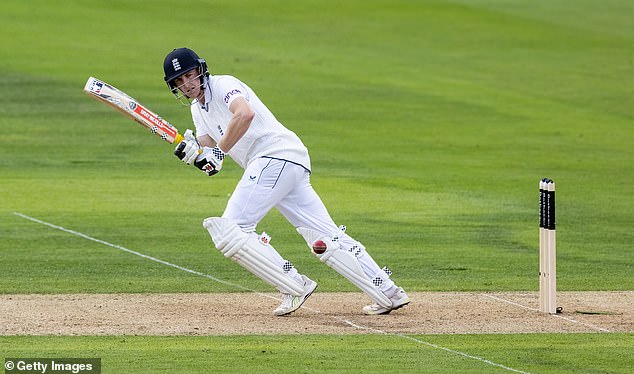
[273,275,317,316]
[362,287,410,315]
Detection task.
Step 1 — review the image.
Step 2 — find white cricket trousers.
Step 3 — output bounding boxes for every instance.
[222,157,394,291]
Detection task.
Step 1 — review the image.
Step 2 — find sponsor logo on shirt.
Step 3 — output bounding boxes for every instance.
[223,89,242,104]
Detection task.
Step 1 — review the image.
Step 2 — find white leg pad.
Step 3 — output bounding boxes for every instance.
[297,227,392,308]
[204,217,304,296]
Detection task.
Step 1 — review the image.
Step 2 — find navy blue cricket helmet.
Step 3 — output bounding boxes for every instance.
[163,48,209,94]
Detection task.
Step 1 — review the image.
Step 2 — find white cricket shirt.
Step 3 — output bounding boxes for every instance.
[190,75,311,171]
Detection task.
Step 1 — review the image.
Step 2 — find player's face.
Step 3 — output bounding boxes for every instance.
[174,69,204,101]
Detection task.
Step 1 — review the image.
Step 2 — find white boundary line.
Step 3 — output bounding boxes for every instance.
[14,212,529,374]
[485,294,611,333]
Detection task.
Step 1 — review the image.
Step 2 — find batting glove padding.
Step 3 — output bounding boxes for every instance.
[194,146,225,176]
[174,129,200,164]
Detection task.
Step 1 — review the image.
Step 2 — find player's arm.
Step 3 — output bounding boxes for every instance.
[196,133,216,148]
[174,89,254,176]
[217,97,254,152]
[192,98,253,175]
[185,97,254,176]
[191,98,253,150]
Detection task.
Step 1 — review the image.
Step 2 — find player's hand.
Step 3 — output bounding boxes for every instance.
[194,146,225,176]
[174,129,200,164]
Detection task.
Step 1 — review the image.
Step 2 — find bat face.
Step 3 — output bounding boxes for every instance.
[83,77,183,144]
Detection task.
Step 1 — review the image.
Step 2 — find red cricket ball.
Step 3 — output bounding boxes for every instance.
[312,239,327,254]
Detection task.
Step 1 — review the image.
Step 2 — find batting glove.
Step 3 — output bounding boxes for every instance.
[194,146,225,176]
[174,129,200,164]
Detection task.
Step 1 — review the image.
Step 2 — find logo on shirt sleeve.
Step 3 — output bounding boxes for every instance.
[223,89,243,104]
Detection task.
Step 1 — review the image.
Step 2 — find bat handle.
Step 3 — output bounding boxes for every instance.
[174,133,203,154]
[174,133,184,144]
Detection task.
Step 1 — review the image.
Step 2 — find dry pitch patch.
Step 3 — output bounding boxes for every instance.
[1,292,631,336]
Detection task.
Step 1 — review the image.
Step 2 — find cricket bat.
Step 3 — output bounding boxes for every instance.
[83,76,186,145]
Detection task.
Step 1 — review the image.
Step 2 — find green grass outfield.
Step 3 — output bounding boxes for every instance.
[1,334,632,374]
[1,0,632,373]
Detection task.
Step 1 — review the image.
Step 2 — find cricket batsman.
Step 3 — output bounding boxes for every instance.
[164,47,409,316]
